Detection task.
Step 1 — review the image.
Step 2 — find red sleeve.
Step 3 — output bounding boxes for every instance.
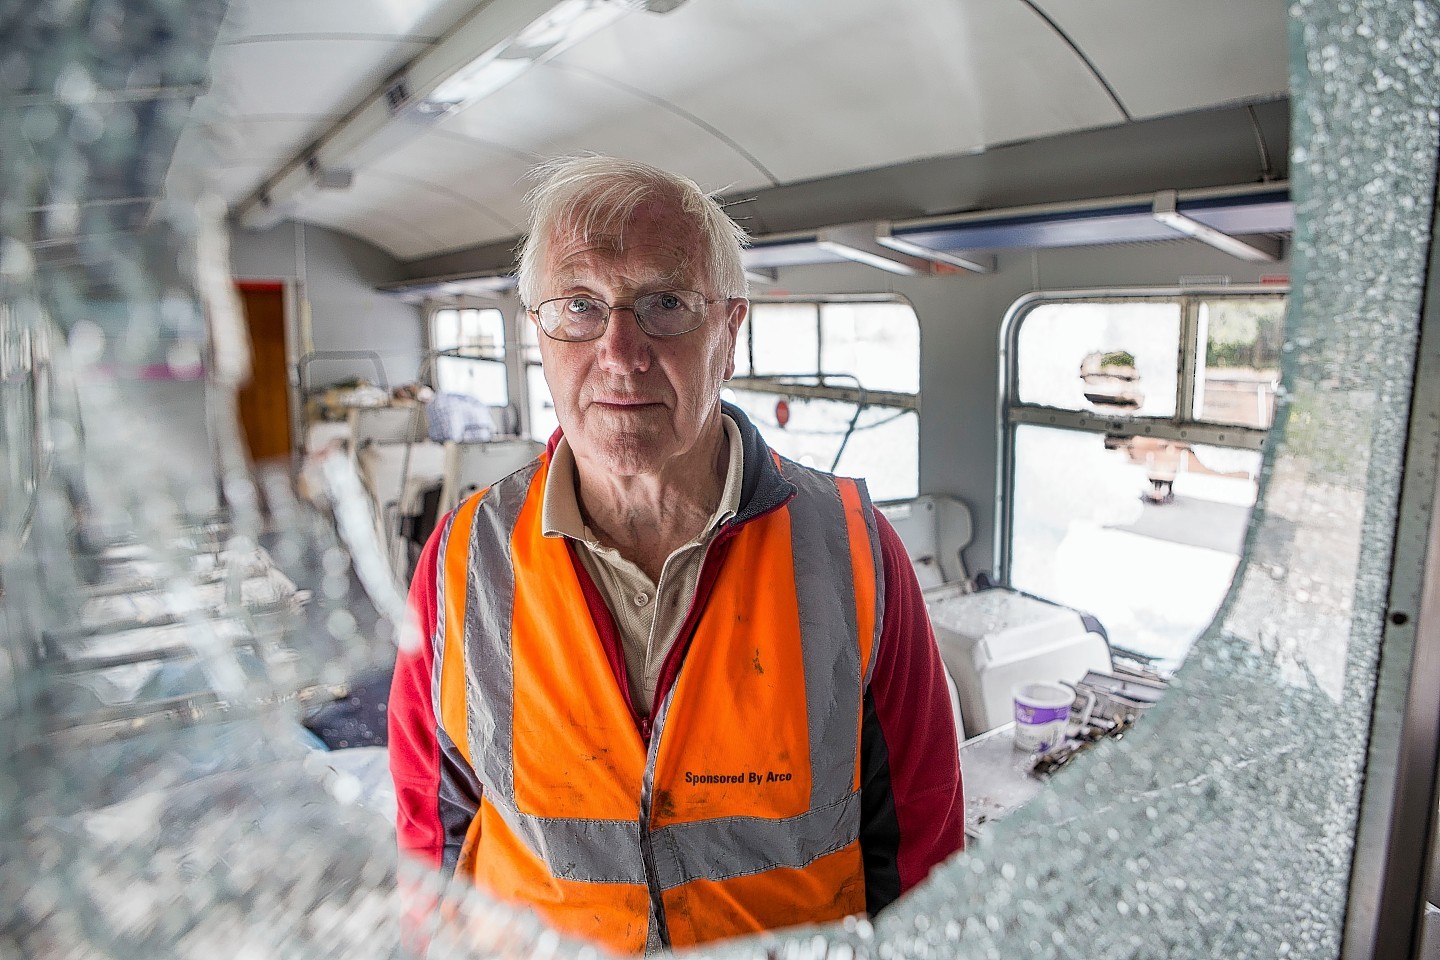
[863,510,965,900]
[388,521,446,867]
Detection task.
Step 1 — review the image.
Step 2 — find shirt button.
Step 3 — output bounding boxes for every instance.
[634,592,650,607]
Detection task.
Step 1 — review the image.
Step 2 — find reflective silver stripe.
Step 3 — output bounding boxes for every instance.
[435,508,475,880]
[649,792,862,888]
[430,509,458,729]
[784,465,865,810]
[485,793,648,884]
[461,458,652,888]
[462,460,543,803]
[854,481,885,685]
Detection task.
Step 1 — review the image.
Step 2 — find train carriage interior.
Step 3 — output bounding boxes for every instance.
[3,0,1440,957]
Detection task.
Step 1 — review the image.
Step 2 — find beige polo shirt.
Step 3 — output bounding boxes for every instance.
[541,415,744,714]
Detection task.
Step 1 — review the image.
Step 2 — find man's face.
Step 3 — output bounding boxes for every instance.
[533,201,746,480]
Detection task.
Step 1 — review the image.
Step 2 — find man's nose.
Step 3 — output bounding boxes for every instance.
[595,306,652,373]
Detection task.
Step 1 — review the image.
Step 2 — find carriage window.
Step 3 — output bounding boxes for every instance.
[521,317,559,443]
[1002,291,1285,671]
[725,299,919,501]
[430,306,508,408]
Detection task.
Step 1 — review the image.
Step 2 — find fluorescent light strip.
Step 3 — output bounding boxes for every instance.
[425,0,630,111]
[237,0,639,229]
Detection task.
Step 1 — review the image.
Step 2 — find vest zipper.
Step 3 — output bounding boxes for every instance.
[638,689,674,949]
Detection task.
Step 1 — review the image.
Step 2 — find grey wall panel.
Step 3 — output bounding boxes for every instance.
[230,221,424,389]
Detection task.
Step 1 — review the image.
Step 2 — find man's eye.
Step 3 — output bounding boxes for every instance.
[655,293,682,311]
[566,297,598,314]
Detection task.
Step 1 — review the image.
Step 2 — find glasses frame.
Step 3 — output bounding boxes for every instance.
[529,290,734,342]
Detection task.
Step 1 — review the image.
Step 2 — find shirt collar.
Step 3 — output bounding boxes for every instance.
[541,413,744,542]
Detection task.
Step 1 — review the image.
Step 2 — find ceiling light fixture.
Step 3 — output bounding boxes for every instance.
[238,0,687,230]
[421,0,632,114]
[305,156,353,191]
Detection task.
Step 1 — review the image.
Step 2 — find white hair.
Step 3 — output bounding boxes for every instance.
[515,154,750,307]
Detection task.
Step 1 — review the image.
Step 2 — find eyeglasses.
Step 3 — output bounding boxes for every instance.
[530,290,728,342]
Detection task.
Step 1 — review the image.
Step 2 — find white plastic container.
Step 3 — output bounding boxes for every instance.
[924,585,1113,739]
[1012,681,1074,753]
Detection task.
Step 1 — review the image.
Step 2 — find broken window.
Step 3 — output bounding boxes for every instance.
[2,0,1438,957]
[1003,292,1284,670]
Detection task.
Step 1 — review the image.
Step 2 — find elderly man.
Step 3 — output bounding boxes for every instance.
[388,155,963,953]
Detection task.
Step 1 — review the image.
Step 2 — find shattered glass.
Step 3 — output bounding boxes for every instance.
[2,1,1438,960]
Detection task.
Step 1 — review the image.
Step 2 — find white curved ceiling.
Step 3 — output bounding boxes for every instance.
[187,0,1288,261]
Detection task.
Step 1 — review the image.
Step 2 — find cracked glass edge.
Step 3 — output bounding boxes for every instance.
[0,0,1436,958]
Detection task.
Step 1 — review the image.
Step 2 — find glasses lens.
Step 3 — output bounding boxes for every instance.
[539,296,607,341]
[635,290,706,336]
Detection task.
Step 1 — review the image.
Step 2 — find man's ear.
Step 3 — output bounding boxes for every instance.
[723,298,748,381]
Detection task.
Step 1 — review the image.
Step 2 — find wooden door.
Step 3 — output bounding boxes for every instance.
[235,282,293,463]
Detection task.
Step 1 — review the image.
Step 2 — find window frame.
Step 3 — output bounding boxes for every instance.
[424,298,512,413]
[996,285,1289,583]
[518,308,556,443]
[731,293,921,411]
[726,294,921,498]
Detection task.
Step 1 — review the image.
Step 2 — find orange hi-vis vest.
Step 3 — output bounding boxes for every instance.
[432,450,884,953]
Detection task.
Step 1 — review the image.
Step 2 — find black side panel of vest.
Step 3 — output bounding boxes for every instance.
[438,725,483,879]
[859,689,902,915]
